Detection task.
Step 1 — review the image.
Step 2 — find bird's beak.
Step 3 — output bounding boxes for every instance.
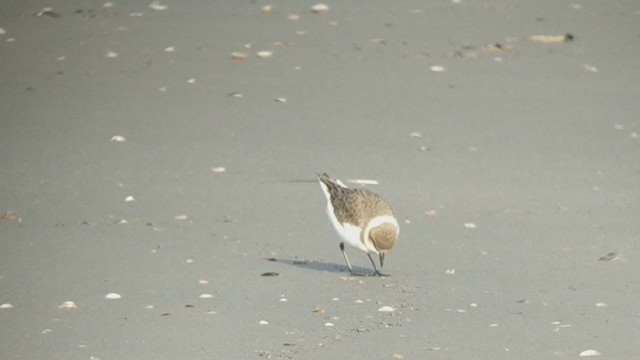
[379,253,385,268]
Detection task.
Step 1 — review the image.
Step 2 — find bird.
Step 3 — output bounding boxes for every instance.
[317,173,399,277]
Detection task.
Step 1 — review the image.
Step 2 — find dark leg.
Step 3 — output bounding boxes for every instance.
[339,242,355,275]
[367,253,390,277]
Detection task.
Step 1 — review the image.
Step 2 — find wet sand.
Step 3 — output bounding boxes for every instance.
[1,1,639,359]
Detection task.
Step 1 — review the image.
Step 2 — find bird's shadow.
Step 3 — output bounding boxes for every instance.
[266,257,372,275]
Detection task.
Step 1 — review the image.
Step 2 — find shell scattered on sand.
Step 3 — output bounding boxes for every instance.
[430,65,445,72]
[378,306,395,312]
[0,303,14,309]
[259,320,269,325]
[579,349,602,357]
[446,269,456,274]
[199,293,214,299]
[106,51,118,58]
[311,3,330,14]
[324,322,334,327]
[256,51,273,59]
[110,135,126,142]
[124,195,135,202]
[148,1,168,11]
[211,166,226,173]
[174,214,189,220]
[231,52,248,60]
[105,293,122,300]
[58,301,78,309]
[464,222,477,229]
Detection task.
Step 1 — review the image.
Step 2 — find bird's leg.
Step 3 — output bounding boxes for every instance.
[367,253,390,277]
[339,242,355,275]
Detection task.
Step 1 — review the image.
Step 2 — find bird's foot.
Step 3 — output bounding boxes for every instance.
[371,270,390,277]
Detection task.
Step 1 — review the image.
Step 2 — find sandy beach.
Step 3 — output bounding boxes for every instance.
[1,1,639,359]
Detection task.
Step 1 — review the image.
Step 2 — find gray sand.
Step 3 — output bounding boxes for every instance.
[1,1,639,359]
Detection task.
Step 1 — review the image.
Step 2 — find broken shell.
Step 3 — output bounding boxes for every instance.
[58,301,78,309]
[425,209,437,217]
[231,52,248,60]
[527,34,573,44]
[164,46,175,52]
[256,51,273,59]
[378,306,395,312]
[445,269,455,274]
[110,135,126,142]
[311,3,330,14]
[199,293,214,299]
[174,214,188,220]
[198,279,210,285]
[579,349,602,357]
[124,195,135,202]
[324,322,335,327]
[0,303,14,309]
[259,320,269,325]
[211,166,226,173]
[430,65,445,72]
[148,1,168,11]
[464,222,477,229]
[275,97,287,103]
[106,51,118,58]
[312,307,325,315]
[105,293,121,300]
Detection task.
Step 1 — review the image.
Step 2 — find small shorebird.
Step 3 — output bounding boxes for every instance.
[318,173,399,276]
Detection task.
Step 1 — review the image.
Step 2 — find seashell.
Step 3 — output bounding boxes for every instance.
[378,306,395,312]
[174,214,188,220]
[58,301,78,309]
[231,52,247,60]
[105,293,121,300]
[148,1,168,11]
[110,135,126,142]
[579,349,601,357]
[256,51,273,59]
[311,3,330,14]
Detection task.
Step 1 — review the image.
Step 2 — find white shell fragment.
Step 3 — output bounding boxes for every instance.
[198,279,210,285]
[0,303,14,309]
[579,349,602,357]
[311,3,330,14]
[105,293,122,300]
[58,301,78,309]
[199,293,214,299]
[324,322,335,327]
[110,135,126,142]
[595,302,607,307]
[583,64,599,73]
[164,46,175,52]
[378,306,395,312]
[275,97,287,103]
[174,214,189,220]
[124,195,135,202]
[149,1,168,11]
[430,65,445,72]
[106,51,118,58]
[211,166,226,173]
[231,52,248,60]
[445,269,456,274]
[259,320,269,325]
[256,51,273,59]
[464,222,477,229]
[187,78,196,84]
